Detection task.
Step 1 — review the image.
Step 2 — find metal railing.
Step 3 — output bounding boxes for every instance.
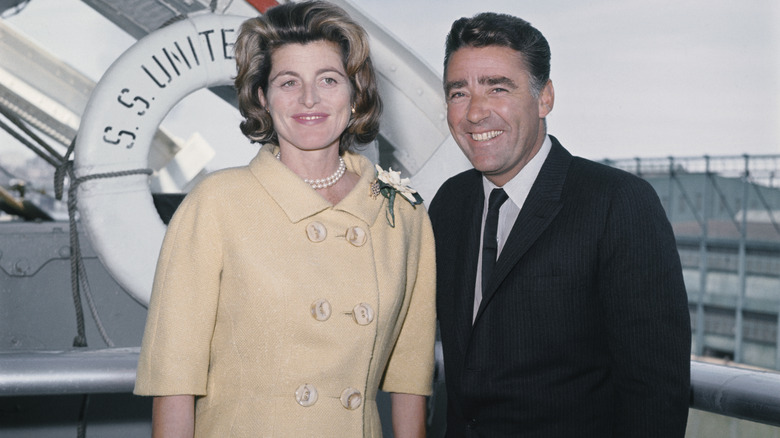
[2,349,780,428]
[603,154,780,369]
[0,348,139,396]
[692,361,780,427]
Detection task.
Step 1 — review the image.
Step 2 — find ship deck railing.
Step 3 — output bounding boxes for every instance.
[1,348,780,428]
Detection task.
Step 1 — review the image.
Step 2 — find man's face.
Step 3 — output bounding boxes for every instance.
[444,45,554,186]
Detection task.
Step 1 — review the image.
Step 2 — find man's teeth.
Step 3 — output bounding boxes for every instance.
[471,130,502,141]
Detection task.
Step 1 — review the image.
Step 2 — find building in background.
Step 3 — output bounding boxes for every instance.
[606,155,780,369]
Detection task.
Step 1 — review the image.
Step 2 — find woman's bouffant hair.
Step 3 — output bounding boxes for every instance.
[234,0,382,153]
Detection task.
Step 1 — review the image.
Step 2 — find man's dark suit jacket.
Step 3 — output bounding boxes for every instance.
[428,136,691,437]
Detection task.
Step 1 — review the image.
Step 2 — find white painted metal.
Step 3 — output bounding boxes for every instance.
[327,0,451,175]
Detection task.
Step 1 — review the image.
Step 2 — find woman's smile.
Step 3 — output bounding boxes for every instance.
[292,112,329,124]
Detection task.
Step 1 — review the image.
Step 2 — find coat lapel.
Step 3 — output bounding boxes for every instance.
[453,173,485,348]
[473,139,572,324]
[251,144,383,227]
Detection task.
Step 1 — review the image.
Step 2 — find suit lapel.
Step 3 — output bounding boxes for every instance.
[454,174,485,348]
[473,139,572,324]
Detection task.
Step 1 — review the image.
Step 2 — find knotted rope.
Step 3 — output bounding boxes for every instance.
[55,139,152,348]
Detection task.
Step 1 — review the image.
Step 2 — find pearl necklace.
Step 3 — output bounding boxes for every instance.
[276,152,346,190]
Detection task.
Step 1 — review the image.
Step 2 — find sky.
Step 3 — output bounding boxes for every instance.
[356,0,780,159]
[2,0,779,177]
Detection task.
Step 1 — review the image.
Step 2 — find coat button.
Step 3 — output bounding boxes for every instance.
[295,384,318,407]
[340,387,363,410]
[345,226,367,247]
[352,303,374,325]
[310,299,332,321]
[306,221,327,242]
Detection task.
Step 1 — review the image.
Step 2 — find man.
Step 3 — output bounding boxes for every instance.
[428,12,691,437]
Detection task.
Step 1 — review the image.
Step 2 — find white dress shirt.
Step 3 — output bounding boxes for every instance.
[473,135,552,322]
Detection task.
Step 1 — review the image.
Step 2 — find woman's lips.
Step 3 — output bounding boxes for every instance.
[292,113,328,124]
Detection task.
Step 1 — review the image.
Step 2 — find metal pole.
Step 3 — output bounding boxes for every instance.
[690,360,780,428]
[0,348,139,396]
[735,155,750,363]
[695,158,711,356]
[777,309,780,371]
[667,156,675,223]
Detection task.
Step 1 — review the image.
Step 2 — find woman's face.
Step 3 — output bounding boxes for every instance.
[261,40,352,153]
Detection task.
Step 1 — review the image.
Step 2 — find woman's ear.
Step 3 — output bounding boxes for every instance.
[258,88,268,110]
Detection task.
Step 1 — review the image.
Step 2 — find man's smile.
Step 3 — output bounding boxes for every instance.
[470,130,504,141]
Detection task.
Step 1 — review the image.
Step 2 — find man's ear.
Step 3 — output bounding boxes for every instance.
[538,80,554,118]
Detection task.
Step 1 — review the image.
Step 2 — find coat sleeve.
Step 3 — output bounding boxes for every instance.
[598,177,691,437]
[134,184,223,396]
[380,207,437,396]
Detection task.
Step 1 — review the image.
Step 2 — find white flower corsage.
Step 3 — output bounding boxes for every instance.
[370,164,423,227]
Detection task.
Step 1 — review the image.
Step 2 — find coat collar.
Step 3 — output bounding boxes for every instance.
[455,174,485,346]
[249,143,384,226]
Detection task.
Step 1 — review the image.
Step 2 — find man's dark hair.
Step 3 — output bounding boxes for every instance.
[444,12,551,97]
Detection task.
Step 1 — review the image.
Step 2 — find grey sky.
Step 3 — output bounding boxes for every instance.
[3,0,778,170]
[355,0,780,158]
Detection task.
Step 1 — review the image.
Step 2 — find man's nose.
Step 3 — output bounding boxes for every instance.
[465,94,489,124]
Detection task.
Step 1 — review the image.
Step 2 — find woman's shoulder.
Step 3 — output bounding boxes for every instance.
[191,145,270,194]
[192,164,255,193]
[174,165,258,217]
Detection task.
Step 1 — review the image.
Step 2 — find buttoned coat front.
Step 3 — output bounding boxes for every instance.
[135,144,436,437]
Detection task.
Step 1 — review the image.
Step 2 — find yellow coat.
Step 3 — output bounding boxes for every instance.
[134,144,436,437]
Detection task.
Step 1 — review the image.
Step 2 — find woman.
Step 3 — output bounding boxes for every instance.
[133,1,436,437]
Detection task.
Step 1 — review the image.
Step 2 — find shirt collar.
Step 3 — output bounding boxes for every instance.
[482,135,552,209]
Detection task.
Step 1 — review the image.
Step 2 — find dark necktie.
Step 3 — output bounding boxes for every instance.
[481,188,509,293]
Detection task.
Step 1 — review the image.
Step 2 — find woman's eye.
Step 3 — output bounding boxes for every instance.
[322,77,337,85]
[280,79,297,87]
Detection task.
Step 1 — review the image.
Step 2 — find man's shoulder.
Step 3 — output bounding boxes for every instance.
[557,155,665,221]
[546,137,659,205]
[568,155,654,193]
[441,167,481,188]
[429,168,480,212]
[548,137,634,185]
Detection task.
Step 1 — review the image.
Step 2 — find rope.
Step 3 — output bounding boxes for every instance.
[53,138,151,438]
[55,139,153,348]
[76,394,90,438]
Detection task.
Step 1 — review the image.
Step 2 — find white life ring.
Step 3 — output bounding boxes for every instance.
[75,9,451,306]
[75,13,247,305]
